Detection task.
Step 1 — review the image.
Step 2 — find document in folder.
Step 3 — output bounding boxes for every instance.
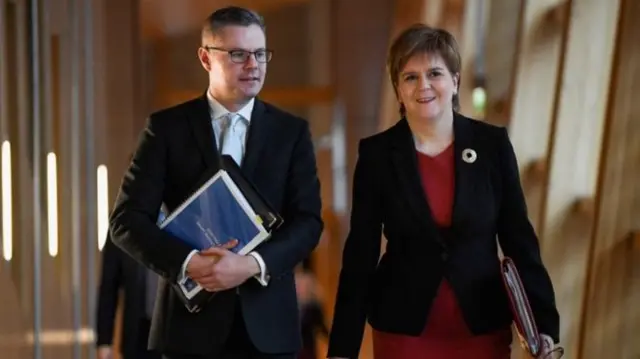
[158,156,282,312]
[501,256,544,357]
[501,257,565,358]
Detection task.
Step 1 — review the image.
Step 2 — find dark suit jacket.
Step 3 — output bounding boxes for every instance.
[327,113,560,358]
[96,235,149,357]
[109,95,323,356]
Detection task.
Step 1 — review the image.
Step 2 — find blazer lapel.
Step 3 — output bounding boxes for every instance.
[187,93,220,170]
[450,113,477,228]
[389,119,442,246]
[241,99,269,181]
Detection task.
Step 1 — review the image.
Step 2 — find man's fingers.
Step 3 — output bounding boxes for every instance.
[189,266,214,280]
[200,239,238,258]
[195,276,219,289]
[220,239,238,249]
[201,247,229,257]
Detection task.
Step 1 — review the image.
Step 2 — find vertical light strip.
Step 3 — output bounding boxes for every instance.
[46,152,58,257]
[96,165,108,250]
[1,141,12,261]
[331,101,348,214]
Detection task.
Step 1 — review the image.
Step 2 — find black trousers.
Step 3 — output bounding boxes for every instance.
[163,300,295,359]
[124,318,162,359]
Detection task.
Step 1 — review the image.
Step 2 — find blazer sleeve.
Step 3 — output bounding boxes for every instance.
[95,235,122,347]
[251,121,324,278]
[495,127,560,343]
[327,140,383,358]
[109,116,194,281]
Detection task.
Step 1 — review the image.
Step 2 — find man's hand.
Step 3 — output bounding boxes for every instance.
[185,239,239,289]
[97,346,112,359]
[196,246,261,292]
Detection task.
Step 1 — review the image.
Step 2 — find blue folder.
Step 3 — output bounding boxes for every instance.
[158,161,277,312]
[159,170,268,255]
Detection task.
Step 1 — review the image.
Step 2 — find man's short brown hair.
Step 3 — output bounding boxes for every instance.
[387,24,462,116]
[202,6,265,41]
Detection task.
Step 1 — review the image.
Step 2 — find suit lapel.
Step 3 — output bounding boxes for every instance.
[241,99,269,181]
[187,93,220,170]
[450,113,477,228]
[389,119,442,246]
[187,95,270,180]
[389,114,479,247]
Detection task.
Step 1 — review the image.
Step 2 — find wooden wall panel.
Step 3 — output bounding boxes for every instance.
[306,1,337,357]
[455,0,485,117]
[507,0,567,231]
[378,0,443,132]
[0,267,28,358]
[539,0,621,356]
[483,0,524,126]
[333,0,394,355]
[578,0,640,356]
[499,2,565,357]
[139,0,311,40]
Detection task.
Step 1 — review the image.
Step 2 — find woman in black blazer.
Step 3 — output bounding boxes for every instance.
[327,24,561,359]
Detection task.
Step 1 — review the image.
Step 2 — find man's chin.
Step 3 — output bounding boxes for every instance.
[238,88,262,99]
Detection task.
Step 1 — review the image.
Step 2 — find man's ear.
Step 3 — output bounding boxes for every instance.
[198,47,212,72]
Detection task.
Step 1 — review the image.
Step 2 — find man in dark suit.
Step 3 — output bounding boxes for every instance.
[96,234,161,359]
[109,6,323,359]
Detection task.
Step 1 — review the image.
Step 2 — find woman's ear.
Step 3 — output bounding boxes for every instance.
[453,73,460,95]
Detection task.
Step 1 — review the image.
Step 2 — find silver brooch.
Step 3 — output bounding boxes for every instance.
[462,148,477,163]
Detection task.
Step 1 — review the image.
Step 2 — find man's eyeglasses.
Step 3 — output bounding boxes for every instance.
[202,46,273,64]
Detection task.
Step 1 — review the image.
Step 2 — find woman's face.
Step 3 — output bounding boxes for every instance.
[396,52,458,121]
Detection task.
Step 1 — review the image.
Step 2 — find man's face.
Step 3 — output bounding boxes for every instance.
[199,24,268,105]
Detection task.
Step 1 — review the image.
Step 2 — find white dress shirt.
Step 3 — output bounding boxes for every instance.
[178,92,269,287]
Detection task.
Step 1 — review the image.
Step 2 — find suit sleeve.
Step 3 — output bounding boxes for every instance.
[95,235,122,347]
[327,140,382,358]
[495,127,560,343]
[252,121,323,278]
[109,116,193,281]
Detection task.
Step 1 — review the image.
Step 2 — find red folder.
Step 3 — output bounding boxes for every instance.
[500,256,543,357]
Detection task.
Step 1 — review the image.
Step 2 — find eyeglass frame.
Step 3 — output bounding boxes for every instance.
[201,46,273,64]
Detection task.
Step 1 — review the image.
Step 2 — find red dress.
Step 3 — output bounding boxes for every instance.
[372,144,512,359]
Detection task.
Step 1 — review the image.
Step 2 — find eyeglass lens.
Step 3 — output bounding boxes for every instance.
[229,50,271,63]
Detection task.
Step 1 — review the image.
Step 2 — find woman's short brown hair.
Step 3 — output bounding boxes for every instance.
[387,24,462,116]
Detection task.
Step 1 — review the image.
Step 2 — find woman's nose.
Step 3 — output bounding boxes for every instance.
[418,75,431,89]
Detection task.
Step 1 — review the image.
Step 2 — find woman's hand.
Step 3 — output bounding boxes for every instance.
[538,334,558,358]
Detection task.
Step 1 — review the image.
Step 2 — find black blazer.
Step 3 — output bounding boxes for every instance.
[109,95,323,356]
[327,114,559,358]
[96,235,149,357]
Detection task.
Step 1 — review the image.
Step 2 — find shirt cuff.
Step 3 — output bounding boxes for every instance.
[540,333,555,351]
[248,252,269,286]
[180,250,199,282]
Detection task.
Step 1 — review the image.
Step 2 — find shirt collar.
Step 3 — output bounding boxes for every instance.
[206,90,254,122]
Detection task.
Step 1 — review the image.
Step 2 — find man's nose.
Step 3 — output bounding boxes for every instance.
[244,53,259,68]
